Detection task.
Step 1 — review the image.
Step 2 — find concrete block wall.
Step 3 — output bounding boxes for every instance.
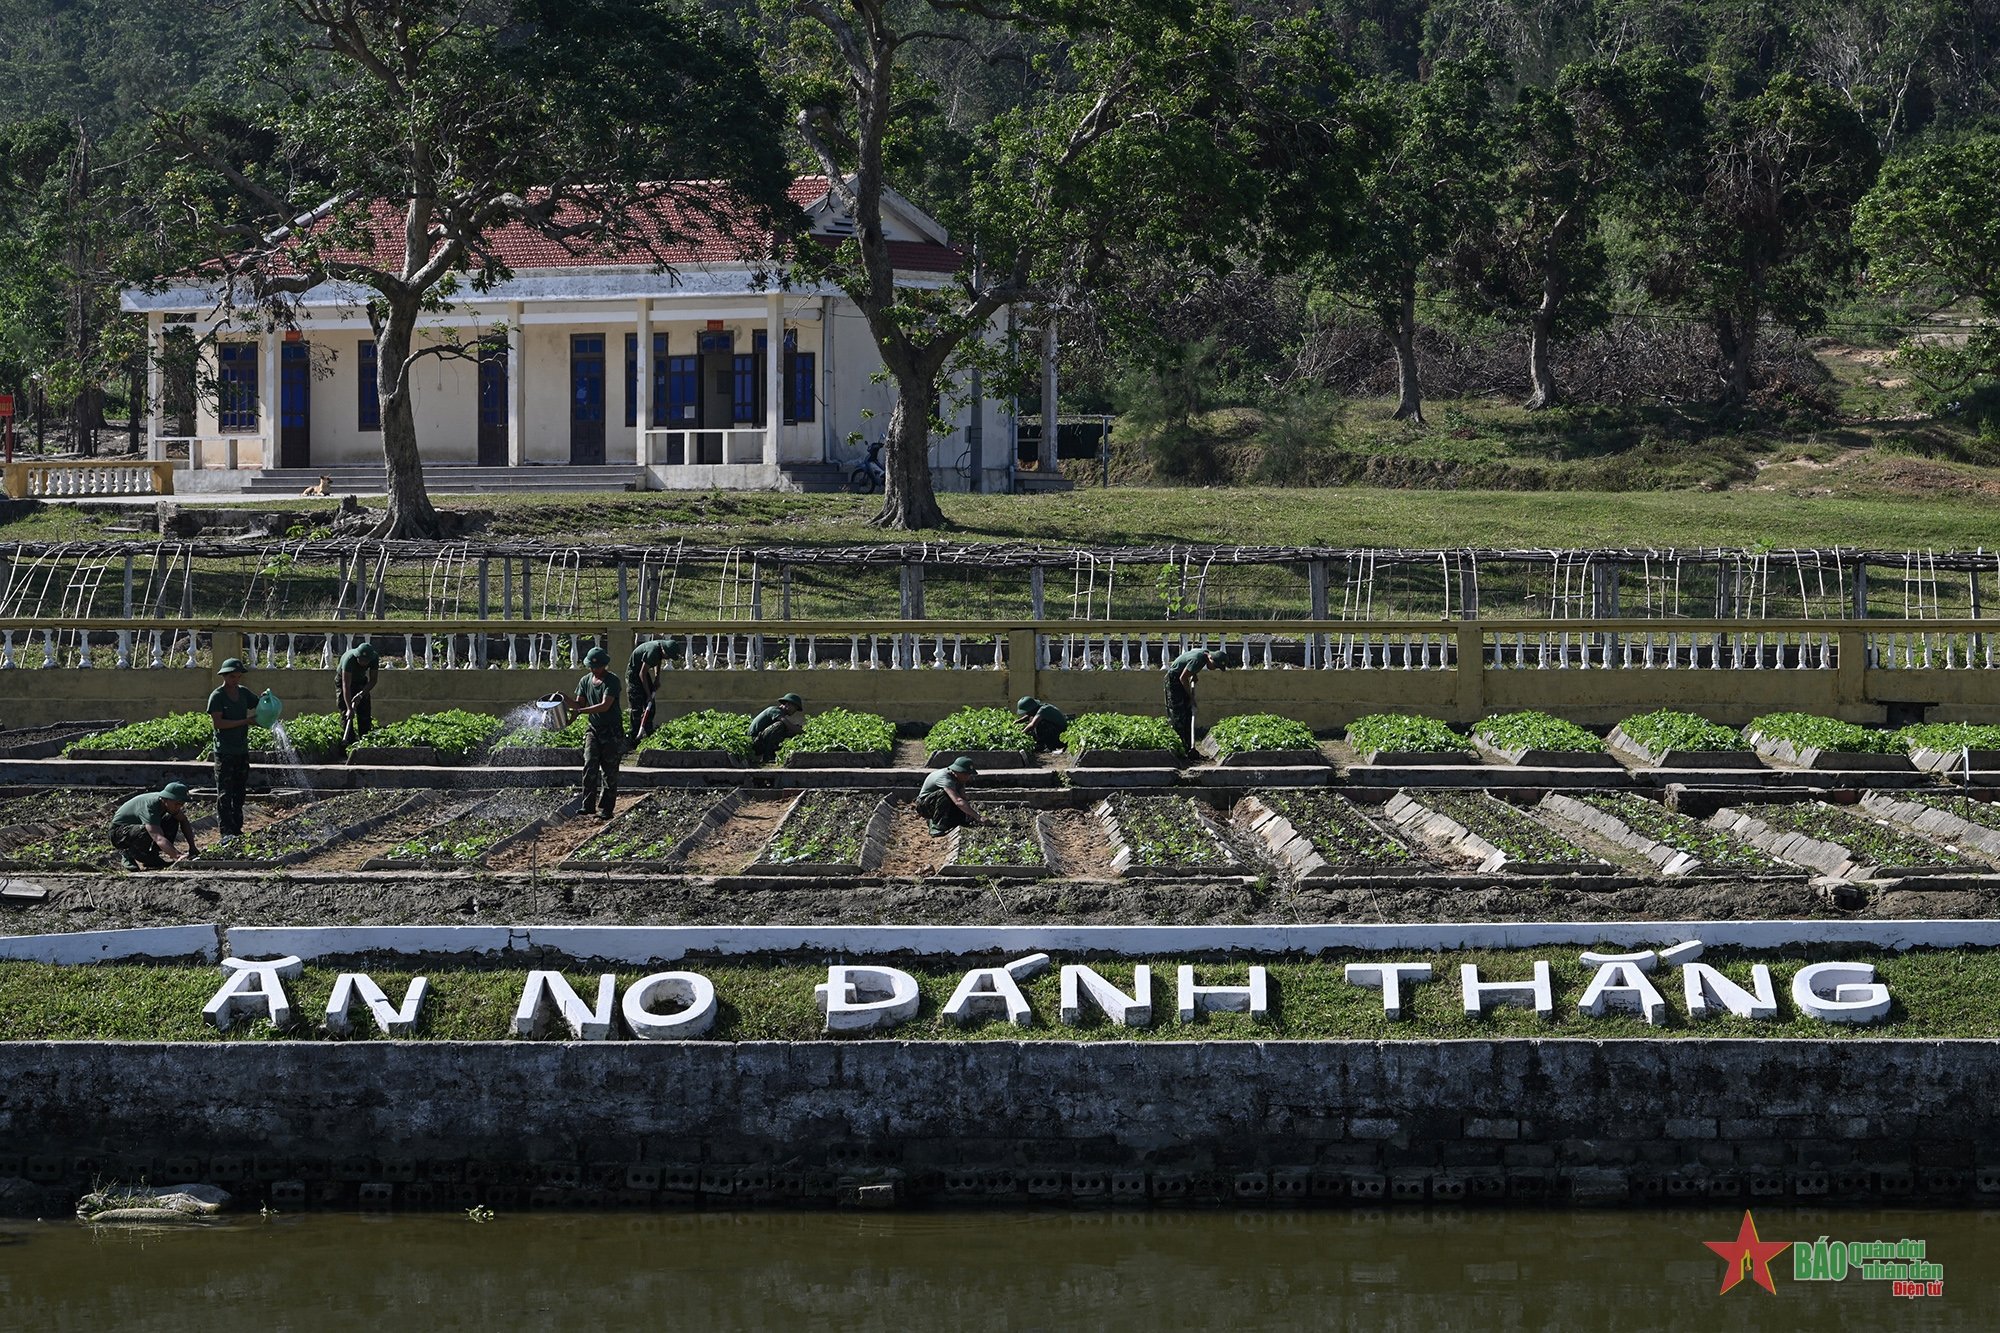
[3,1040,1998,1213]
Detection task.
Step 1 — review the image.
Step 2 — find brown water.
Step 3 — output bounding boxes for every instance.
[0,1208,1991,1331]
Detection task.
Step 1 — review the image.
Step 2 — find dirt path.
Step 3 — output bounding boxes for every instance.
[677,793,795,875]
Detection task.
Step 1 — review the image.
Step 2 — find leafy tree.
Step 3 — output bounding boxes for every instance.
[1637,73,1877,402]
[1452,58,1703,408]
[160,0,792,539]
[771,0,1297,529]
[1315,53,1504,423]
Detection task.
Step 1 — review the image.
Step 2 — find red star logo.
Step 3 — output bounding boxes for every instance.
[1704,1210,1791,1294]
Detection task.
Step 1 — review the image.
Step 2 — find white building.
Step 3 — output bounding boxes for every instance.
[120,179,1036,494]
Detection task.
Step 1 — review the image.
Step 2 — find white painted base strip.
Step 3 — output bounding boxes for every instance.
[220,918,2000,965]
[0,925,221,964]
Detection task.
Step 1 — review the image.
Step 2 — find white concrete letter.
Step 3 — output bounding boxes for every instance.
[325,973,428,1036]
[1177,965,1270,1023]
[1578,960,1668,1025]
[943,966,1034,1027]
[814,965,921,1033]
[621,972,718,1040]
[1059,964,1153,1027]
[1344,962,1433,1019]
[1682,963,1777,1020]
[1792,962,1892,1024]
[513,970,617,1040]
[1460,961,1554,1018]
[203,956,302,1032]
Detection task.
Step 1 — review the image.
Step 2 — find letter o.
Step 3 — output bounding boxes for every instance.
[621,971,718,1040]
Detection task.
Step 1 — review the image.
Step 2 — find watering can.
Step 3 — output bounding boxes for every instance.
[531,693,569,731]
[254,689,284,728]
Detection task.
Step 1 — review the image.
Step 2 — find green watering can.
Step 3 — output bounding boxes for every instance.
[254,689,284,728]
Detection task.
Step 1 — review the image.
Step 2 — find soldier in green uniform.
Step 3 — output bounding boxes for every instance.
[915,757,983,836]
[334,641,381,756]
[749,693,804,764]
[207,657,254,837]
[109,781,198,870]
[571,645,624,820]
[1013,696,1069,751]
[625,636,686,743]
[1164,646,1231,744]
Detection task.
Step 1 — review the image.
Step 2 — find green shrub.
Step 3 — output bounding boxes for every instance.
[1061,712,1185,753]
[923,707,1034,754]
[65,713,213,755]
[775,708,895,760]
[1474,710,1602,754]
[1343,713,1470,757]
[636,710,754,759]
[1616,709,1747,754]
[1746,712,1893,754]
[349,709,504,759]
[1894,722,2000,754]
[1205,713,1317,757]
[490,717,589,751]
[201,711,346,761]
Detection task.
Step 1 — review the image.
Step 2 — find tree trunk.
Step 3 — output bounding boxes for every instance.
[1390,282,1424,423]
[370,299,442,540]
[1524,274,1562,411]
[1715,309,1758,404]
[127,361,142,454]
[872,368,946,530]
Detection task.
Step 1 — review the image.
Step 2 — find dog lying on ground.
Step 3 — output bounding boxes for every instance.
[300,473,331,496]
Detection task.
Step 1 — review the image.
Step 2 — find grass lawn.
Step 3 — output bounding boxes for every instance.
[2,947,1992,1041]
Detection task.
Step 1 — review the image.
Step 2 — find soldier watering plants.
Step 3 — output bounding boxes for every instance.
[625,635,685,743]
[749,693,805,764]
[571,645,624,820]
[916,757,982,836]
[1014,696,1068,751]
[1164,646,1232,745]
[334,641,380,757]
[207,657,254,838]
[109,781,198,871]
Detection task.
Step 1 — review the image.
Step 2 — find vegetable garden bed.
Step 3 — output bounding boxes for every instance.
[1234,791,1437,880]
[1198,714,1325,768]
[1745,713,1912,772]
[1540,792,1785,877]
[1894,724,2000,776]
[1343,714,1477,766]
[0,720,121,760]
[194,790,429,869]
[777,709,896,769]
[481,717,586,768]
[1606,710,1763,770]
[348,710,506,767]
[749,790,892,874]
[0,792,187,871]
[363,789,581,870]
[1094,795,1238,876]
[1858,791,2000,864]
[1384,790,1612,876]
[923,708,1036,769]
[1710,800,1989,879]
[940,803,1054,877]
[560,789,743,871]
[62,713,213,761]
[634,710,753,769]
[1062,714,1184,769]
[1471,711,1619,768]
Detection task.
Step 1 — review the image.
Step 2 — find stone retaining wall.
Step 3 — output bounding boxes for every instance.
[3,1040,1996,1213]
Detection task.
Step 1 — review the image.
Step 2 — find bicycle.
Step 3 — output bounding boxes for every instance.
[847,439,886,494]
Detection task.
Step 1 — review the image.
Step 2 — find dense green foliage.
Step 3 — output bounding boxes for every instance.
[64,713,212,754]
[1474,710,1602,754]
[923,708,1036,755]
[774,708,895,760]
[636,710,754,759]
[1746,712,1894,754]
[1894,723,2000,755]
[1061,713,1185,754]
[489,717,589,752]
[1343,713,1471,758]
[348,709,504,760]
[1204,713,1318,757]
[1616,709,1748,755]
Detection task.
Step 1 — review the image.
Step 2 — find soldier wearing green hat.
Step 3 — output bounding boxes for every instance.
[207,657,254,836]
[1013,696,1068,751]
[1164,645,1232,745]
[109,781,198,870]
[916,756,983,836]
[749,693,804,764]
[570,644,624,820]
[334,641,381,757]
[625,636,686,743]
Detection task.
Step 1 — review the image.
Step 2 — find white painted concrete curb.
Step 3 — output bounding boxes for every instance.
[0,925,221,964]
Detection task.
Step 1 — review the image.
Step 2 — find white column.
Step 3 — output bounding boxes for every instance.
[1039,319,1058,472]
[260,326,279,470]
[506,301,525,466]
[635,299,652,467]
[145,314,164,462]
[764,292,782,467]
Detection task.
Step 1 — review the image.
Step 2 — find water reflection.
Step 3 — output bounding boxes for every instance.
[0,1207,1992,1331]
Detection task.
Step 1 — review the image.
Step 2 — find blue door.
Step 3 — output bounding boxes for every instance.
[570,335,605,465]
[280,342,310,468]
[478,340,508,466]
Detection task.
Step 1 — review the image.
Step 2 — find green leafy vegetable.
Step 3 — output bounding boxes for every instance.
[1474,710,1602,754]
[1103,795,1233,868]
[1062,713,1184,753]
[762,791,882,864]
[1746,713,1894,755]
[949,803,1047,868]
[1415,791,1598,864]
[1205,713,1317,757]
[65,713,212,755]
[1343,714,1471,758]
[1573,793,1780,871]
[775,709,895,760]
[636,710,754,758]
[923,707,1034,754]
[1256,791,1425,868]
[489,717,588,752]
[349,709,505,759]
[1616,710,1747,754]
[1894,723,2000,754]
[1739,800,1982,868]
